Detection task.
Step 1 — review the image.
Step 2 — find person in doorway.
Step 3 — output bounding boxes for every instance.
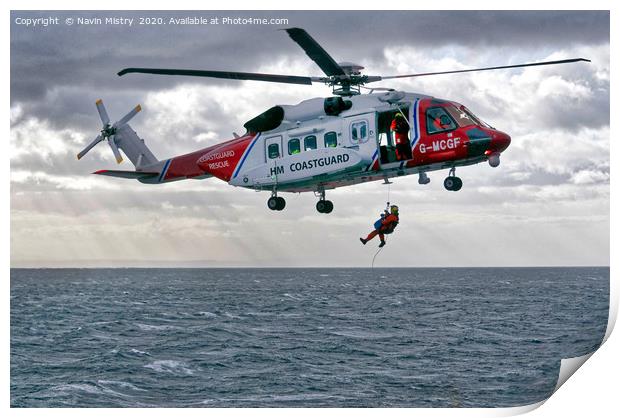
[360,205,399,248]
[390,113,412,161]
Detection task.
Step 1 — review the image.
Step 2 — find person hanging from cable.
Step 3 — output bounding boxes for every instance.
[360,205,399,248]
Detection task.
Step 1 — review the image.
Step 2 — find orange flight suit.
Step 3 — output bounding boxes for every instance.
[391,117,412,160]
[365,213,399,242]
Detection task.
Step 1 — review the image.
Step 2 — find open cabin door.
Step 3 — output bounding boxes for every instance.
[376,104,414,169]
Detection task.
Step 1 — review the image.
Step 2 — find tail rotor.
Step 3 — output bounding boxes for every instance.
[77,99,142,164]
[95,98,110,126]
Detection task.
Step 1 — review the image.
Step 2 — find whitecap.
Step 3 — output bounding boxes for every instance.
[52,383,102,395]
[135,323,181,331]
[144,359,195,375]
[197,311,217,318]
[97,380,147,392]
[330,329,395,339]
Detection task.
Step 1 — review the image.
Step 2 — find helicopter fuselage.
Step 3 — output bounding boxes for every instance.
[141,91,510,199]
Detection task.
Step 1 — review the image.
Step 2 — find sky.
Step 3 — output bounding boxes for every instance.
[9,10,610,267]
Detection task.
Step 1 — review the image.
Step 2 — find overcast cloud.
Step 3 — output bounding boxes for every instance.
[10,10,609,267]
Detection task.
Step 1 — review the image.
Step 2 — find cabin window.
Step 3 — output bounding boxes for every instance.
[304,135,317,151]
[288,138,301,155]
[463,106,492,128]
[426,107,457,134]
[351,120,368,143]
[446,106,476,128]
[267,143,280,159]
[324,131,338,148]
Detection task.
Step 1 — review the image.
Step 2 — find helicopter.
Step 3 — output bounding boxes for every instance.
[77,28,589,213]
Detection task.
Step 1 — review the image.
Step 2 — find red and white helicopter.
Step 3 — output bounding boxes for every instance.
[78,28,589,213]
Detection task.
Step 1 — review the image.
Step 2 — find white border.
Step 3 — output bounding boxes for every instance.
[5,1,616,417]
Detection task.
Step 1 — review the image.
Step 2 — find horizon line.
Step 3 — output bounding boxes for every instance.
[10,265,610,269]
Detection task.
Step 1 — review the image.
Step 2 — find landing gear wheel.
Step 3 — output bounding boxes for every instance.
[452,177,462,191]
[267,196,279,210]
[444,176,463,191]
[316,199,333,214]
[323,200,333,214]
[276,196,286,211]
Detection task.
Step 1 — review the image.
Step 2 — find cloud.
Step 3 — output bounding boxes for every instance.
[570,169,610,185]
[10,169,132,192]
[10,10,609,103]
[500,127,609,180]
[379,44,609,134]
[10,11,610,267]
[10,113,85,163]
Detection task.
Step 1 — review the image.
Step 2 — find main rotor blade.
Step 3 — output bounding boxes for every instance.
[284,28,346,77]
[374,58,591,82]
[108,137,123,164]
[77,134,103,160]
[95,99,110,126]
[118,68,314,85]
[115,104,142,127]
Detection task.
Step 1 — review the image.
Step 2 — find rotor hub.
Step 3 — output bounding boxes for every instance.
[101,124,116,138]
[323,74,380,96]
[337,61,365,76]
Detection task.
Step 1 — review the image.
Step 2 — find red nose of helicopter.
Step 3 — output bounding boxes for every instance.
[485,130,511,168]
[490,130,511,153]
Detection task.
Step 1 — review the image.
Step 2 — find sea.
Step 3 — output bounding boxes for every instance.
[10,267,609,408]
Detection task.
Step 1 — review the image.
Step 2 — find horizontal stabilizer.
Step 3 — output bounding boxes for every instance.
[93,169,159,179]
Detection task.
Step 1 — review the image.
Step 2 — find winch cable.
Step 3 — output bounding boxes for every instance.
[371,246,384,270]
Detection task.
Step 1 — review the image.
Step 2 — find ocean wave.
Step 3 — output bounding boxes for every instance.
[52,383,102,395]
[97,379,147,392]
[144,359,196,375]
[329,329,396,340]
[282,293,302,301]
[135,323,183,331]
[130,348,151,356]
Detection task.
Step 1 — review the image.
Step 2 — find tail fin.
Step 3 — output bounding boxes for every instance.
[77,99,159,170]
[113,124,158,169]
